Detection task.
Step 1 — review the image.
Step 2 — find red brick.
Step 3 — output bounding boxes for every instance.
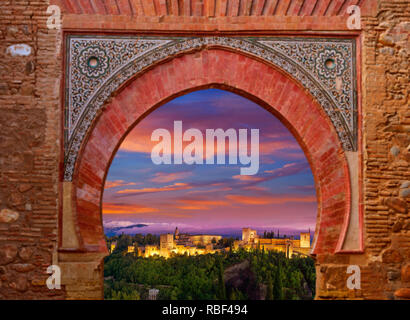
[264,0,279,15]
[312,0,331,16]
[287,0,303,15]
[299,0,316,16]
[89,0,107,14]
[63,0,83,13]
[253,0,265,15]
[129,0,145,15]
[104,0,119,14]
[76,0,94,14]
[228,0,240,16]
[275,0,291,15]
[192,0,204,16]
[117,0,133,15]
[339,0,359,16]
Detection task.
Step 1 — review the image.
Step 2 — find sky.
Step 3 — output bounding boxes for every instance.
[102,89,317,238]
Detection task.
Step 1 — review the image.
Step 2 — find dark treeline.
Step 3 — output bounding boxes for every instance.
[263,230,293,239]
[104,246,316,300]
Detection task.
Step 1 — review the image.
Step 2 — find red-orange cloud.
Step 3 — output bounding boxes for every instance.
[175,199,230,210]
[102,203,159,215]
[118,125,303,159]
[232,175,264,182]
[105,180,137,189]
[116,182,192,194]
[150,171,193,183]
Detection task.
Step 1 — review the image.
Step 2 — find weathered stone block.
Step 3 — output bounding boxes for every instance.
[382,249,403,264]
[11,263,35,273]
[0,245,18,265]
[402,264,410,282]
[18,247,33,261]
[384,197,408,214]
[0,208,19,223]
[394,288,410,300]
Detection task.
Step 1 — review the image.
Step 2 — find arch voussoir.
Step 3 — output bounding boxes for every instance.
[73,48,350,257]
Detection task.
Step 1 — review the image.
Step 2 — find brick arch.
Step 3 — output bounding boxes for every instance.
[72,48,350,257]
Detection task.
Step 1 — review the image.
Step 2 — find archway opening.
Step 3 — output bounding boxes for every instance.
[102,88,317,300]
[69,48,351,300]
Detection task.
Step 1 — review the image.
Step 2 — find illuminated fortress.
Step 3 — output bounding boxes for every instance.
[128,227,222,258]
[124,227,311,258]
[235,228,311,258]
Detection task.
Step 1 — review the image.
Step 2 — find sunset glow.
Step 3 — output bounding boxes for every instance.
[103,89,317,237]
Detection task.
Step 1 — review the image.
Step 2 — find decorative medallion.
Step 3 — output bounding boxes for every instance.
[64,35,357,181]
[78,46,109,78]
[316,49,346,78]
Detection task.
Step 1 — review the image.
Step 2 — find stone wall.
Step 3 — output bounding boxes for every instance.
[0,0,408,300]
[0,0,65,299]
[316,0,410,300]
[361,0,410,299]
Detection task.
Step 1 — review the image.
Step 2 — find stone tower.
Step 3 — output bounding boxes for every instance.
[242,228,257,243]
[160,233,174,250]
[300,232,311,248]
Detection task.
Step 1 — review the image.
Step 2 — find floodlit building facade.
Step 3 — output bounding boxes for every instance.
[234,228,312,258]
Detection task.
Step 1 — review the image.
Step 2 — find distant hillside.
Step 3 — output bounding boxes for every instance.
[104,224,148,236]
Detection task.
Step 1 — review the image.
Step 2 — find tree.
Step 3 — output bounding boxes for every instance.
[273,265,283,300]
[217,259,226,300]
[266,273,273,300]
[229,289,237,300]
[104,236,316,301]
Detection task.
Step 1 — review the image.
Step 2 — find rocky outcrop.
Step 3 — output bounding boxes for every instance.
[224,260,262,300]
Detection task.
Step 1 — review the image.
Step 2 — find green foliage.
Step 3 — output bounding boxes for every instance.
[217,237,236,248]
[217,259,227,300]
[104,280,140,300]
[263,230,279,239]
[266,273,273,300]
[104,238,316,300]
[273,264,284,300]
[108,233,160,253]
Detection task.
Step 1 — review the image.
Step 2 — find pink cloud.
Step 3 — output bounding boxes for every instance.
[225,194,316,205]
[232,175,265,182]
[175,199,230,211]
[105,180,137,189]
[116,182,192,195]
[242,186,270,192]
[150,171,193,183]
[264,162,310,177]
[118,123,304,160]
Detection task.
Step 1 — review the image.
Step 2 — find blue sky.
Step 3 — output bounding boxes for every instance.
[103,89,316,237]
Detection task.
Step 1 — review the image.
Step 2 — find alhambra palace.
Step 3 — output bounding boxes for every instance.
[0,0,409,300]
[116,227,311,258]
